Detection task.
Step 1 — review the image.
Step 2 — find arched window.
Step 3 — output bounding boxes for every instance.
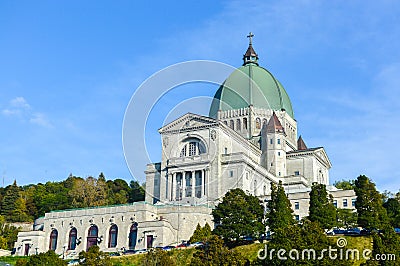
[108,225,118,248]
[87,225,98,250]
[236,119,241,131]
[254,180,257,196]
[68,228,77,250]
[180,145,187,157]
[49,229,58,251]
[263,185,267,195]
[180,139,205,157]
[230,120,234,129]
[256,118,261,129]
[243,118,248,130]
[129,224,138,250]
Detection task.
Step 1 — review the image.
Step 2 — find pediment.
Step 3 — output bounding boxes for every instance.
[314,148,332,168]
[159,113,217,133]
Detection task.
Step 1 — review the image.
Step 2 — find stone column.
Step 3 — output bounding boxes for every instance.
[182,172,186,198]
[172,173,176,201]
[202,169,206,196]
[191,171,195,198]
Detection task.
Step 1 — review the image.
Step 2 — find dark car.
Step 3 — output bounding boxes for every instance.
[162,245,175,251]
[176,242,189,248]
[394,228,400,234]
[122,249,136,255]
[344,228,361,236]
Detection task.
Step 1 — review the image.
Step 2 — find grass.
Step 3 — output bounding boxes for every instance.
[1,236,373,266]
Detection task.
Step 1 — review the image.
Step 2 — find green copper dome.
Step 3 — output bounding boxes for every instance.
[209,40,294,119]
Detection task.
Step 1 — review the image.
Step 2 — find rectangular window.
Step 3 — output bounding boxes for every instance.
[229,171,233,177]
[294,171,300,176]
[277,139,281,144]
[278,151,281,156]
[295,215,300,221]
[294,202,299,210]
[189,142,196,156]
[343,199,348,208]
[333,200,337,208]
[270,139,273,144]
[352,198,356,207]
[224,147,228,155]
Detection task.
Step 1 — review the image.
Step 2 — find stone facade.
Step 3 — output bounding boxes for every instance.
[14,40,356,257]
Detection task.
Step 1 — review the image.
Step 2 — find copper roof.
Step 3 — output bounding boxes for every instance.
[266,112,285,133]
[297,135,308,150]
[244,44,258,58]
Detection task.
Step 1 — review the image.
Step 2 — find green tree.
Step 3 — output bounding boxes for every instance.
[267,181,295,232]
[383,197,400,228]
[191,235,245,266]
[0,215,20,249]
[107,179,130,205]
[129,180,145,203]
[69,176,108,208]
[254,220,349,266]
[79,245,111,266]
[190,223,212,243]
[333,179,355,190]
[212,188,264,246]
[15,250,67,266]
[142,249,176,266]
[367,224,400,266]
[1,180,21,221]
[354,175,389,230]
[308,183,337,229]
[336,208,357,229]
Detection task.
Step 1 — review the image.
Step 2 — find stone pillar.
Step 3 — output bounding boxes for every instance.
[182,172,186,198]
[191,171,195,198]
[172,173,176,201]
[202,169,206,196]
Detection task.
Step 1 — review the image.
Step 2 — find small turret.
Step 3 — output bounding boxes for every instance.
[261,112,287,177]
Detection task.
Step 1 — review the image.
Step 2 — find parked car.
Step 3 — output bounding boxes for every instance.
[330,228,346,235]
[122,249,136,255]
[176,242,190,248]
[344,228,361,236]
[190,242,204,248]
[162,245,175,251]
[135,249,148,254]
[394,228,400,234]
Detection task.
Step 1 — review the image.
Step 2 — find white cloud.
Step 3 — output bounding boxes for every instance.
[29,113,52,128]
[2,97,52,128]
[10,97,31,109]
[1,108,21,116]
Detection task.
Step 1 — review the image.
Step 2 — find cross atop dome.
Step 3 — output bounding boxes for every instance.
[247,32,254,45]
[243,32,259,66]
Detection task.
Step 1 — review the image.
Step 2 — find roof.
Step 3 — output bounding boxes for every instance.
[297,135,308,150]
[266,112,285,133]
[209,63,294,119]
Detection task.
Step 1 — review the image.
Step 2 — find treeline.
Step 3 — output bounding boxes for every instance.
[0,173,145,222]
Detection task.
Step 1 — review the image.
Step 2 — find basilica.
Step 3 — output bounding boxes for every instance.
[14,35,355,257]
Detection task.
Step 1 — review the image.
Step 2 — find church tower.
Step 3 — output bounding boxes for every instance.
[261,112,287,177]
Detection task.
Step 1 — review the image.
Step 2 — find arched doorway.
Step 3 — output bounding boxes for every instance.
[68,228,77,250]
[86,225,98,251]
[128,223,138,250]
[108,224,118,248]
[49,229,58,251]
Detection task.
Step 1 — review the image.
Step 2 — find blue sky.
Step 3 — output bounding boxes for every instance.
[1,1,400,192]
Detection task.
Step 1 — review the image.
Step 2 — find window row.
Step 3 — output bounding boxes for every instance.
[49,223,139,251]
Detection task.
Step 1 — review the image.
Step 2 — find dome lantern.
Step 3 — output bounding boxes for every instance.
[243,32,259,66]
